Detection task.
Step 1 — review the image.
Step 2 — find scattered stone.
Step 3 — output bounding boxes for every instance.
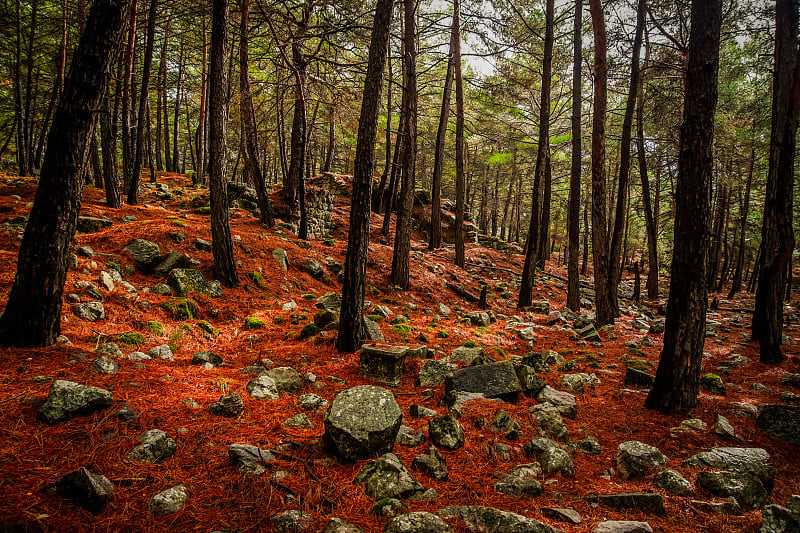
[91,356,119,375]
[264,366,302,394]
[167,268,220,297]
[524,438,575,477]
[531,403,568,443]
[128,351,150,361]
[324,385,402,462]
[193,238,211,252]
[756,404,800,446]
[192,351,223,367]
[359,344,409,386]
[700,373,727,395]
[649,320,665,334]
[439,505,563,533]
[410,404,438,418]
[77,216,113,233]
[283,300,298,311]
[574,436,602,456]
[527,300,550,315]
[493,474,543,498]
[449,346,487,366]
[147,344,174,361]
[654,469,693,495]
[365,317,385,343]
[697,469,771,509]
[316,292,342,311]
[536,386,578,419]
[436,303,451,317]
[128,429,177,463]
[684,447,777,490]
[149,484,187,516]
[96,342,124,358]
[428,414,465,450]
[271,510,315,532]
[396,425,424,447]
[413,446,448,481]
[322,517,365,533]
[72,301,105,322]
[624,367,655,388]
[298,323,321,340]
[714,413,739,440]
[152,283,172,296]
[616,441,667,480]
[228,444,275,475]
[209,392,245,417]
[299,394,328,410]
[418,360,456,387]
[37,380,112,425]
[782,374,800,388]
[689,499,741,515]
[284,413,313,429]
[123,239,162,271]
[314,309,338,329]
[731,401,759,418]
[576,323,601,342]
[445,360,522,402]
[305,259,324,279]
[466,311,491,327]
[541,508,581,525]
[516,365,546,397]
[98,271,114,292]
[592,492,666,516]
[560,373,600,393]
[385,512,454,533]
[354,452,424,500]
[272,248,289,271]
[50,467,114,513]
[761,502,800,532]
[594,521,653,533]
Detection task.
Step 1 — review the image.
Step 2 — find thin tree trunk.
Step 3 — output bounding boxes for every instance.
[173,39,184,172]
[121,0,138,194]
[728,145,755,297]
[567,0,583,311]
[453,0,465,269]
[13,0,27,175]
[196,16,209,184]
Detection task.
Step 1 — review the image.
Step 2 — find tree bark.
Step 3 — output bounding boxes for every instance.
[728,145,755,297]
[646,0,721,413]
[209,0,238,287]
[336,0,394,353]
[173,39,184,172]
[453,0,465,269]
[120,0,138,194]
[567,0,583,312]
[0,0,131,347]
[196,16,209,184]
[752,0,800,363]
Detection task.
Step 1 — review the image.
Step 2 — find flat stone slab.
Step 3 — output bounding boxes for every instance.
[445,360,522,402]
[684,447,777,489]
[594,521,652,533]
[359,344,409,386]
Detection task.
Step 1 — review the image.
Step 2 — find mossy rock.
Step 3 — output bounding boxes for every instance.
[301,294,316,301]
[142,320,164,336]
[171,220,186,228]
[557,359,577,372]
[116,332,145,346]
[700,372,726,395]
[629,347,647,358]
[159,298,199,320]
[437,330,450,339]
[244,316,265,330]
[491,347,506,358]
[195,206,211,215]
[625,359,650,372]
[462,340,477,348]
[323,238,336,246]
[298,323,321,340]
[365,314,383,322]
[390,316,409,325]
[196,320,219,337]
[248,271,267,290]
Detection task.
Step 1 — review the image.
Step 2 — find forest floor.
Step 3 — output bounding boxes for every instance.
[0,171,798,533]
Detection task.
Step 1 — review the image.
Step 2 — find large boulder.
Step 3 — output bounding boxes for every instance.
[696,469,771,509]
[439,505,565,533]
[37,380,112,425]
[324,385,402,463]
[418,360,456,387]
[591,493,666,516]
[354,452,424,500]
[445,360,522,402]
[616,441,667,480]
[684,447,777,490]
[428,414,465,450]
[167,268,221,298]
[536,386,578,419]
[756,404,800,446]
[123,239,162,271]
[72,302,106,322]
[385,512,454,533]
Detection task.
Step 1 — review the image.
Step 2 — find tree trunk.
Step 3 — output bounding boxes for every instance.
[209,0,238,287]
[567,0,583,312]
[13,0,27,176]
[728,146,755,297]
[196,16,209,184]
[0,0,131,347]
[91,134,102,188]
[173,39,184,172]
[752,0,800,363]
[581,199,589,276]
[336,0,394,353]
[637,29,658,298]
[100,88,121,208]
[391,0,417,290]
[707,184,728,290]
[120,0,138,194]
[158,13,171,172]
[453,0,465,269]
[589,0,612,326]
[646,0,721,413]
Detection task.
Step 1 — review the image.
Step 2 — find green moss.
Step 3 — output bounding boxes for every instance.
[703,372,722,381]
[116,332,145,346]
[365,314,383,322]
[437,330,450,339]
[248,271,267,289]
[557,359,577,372]
[393,323,412,340]
[142,320,164,336]
[298,323,321,340]
[159,298,199,320]
[302,293,316,300]
[244,316,265,330]
[625,359,650,372]
[171,219,186,228]
[323,238,336,246]
[197,320,219,337]
[195,206,211,215]
[491,346,506,358]
[629,347,646,358]
[390,316,409,325]
[462,340,477,348]
[559,349,574,356]
[273,316,285,325]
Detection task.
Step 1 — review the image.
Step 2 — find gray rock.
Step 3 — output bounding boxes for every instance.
[410,404,438,418]
[153,250,192,276]
[77,216,113,233]
[365,316,385,343]
[128,351,150,361]
[51,467,114,513]
[531,403,569,443]
[209,392,245,417]
[72,301,105,322]
[436,303,451,317]
[98,271,114,292]
[192,351,223,366]
[439,505,564,533]
[247,374,279,400]
[360,344,408,386]
[516,365,546,397]
[494,474,543,498]
[594,521,653,533]
[324,385,402,462]
[146,344,173,361]
[466,311,491,327]
[193,238,211,252]
[560,373,600,393]
[541,508,581,525]
[91,356,119,374]
[323,517,365,533]
[228,443,275,475]
[649,319,665,334]
[624,367,655,388]
[445,360,522,402]
[697,469,771,509]
[396,425,424,447]
[271,510,315,532]
[576,323,601,342]
[536,386,578,419]
[272,248,289,271]
[373,304,393,318]
[264,366,302,394]
[412,446,448,481]
[314,308,338,329]
[354,452,424,500]
[689,499,741,515]
[116,403,138,422]
[96,342,123,358]
[152,283,172,295]
[684,447,777,490]
[418,360,456,387]
[756,404,800,446]
[128,429,177,463]
[37,380,112,425]
[449,346,487,366]
[299,393,328,410]
[428,414,465,450]
[616,441,667,480]
[760,503,800,533]
[123,239,162,271]
[715,413,739,440]
[385,512,454,533]
[149,484,187,516]
[284,413,313,428]
[592,493,666,515]
[524,438,575,477]
[305,259,324,279]
[700,373,727,395]
[782,374,800,388]
[527,300,550,315]
[316,292,342,311]
[167,268,219,297]
[574,436,602,455]
[654,469,693,495]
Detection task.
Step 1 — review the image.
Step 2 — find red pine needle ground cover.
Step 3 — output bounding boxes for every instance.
[0,172,798,532]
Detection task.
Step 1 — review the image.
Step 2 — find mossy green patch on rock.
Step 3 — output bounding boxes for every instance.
[557,359,577,372]
[196,320,219,337]
[159,298,199,320]
[195,206,211,215]
[244,317,265,330]
[248,271,267,289]
[625,359,650,372]
[629,347,647,358]
[462,340,477,348]
[301,294,316,300]
[437,330,450,339]
[116,332,145,346]
[298,323,321,340]
[142,321,164,336]
[366,314,383,322]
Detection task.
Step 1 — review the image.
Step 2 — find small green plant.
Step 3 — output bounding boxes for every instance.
[586,353,602,368]
[437,330,450,339]
[159,298,198,320]
[244,316,265,330]
[116,332,145,346]
[392,323,412,340]
[142,320,164,336]
[366,314,383,322]
[248,271,267,289]
[462,340,477,348]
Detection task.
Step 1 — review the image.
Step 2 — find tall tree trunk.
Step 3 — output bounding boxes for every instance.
[391,0,417,289]
[22,0,39,171]
[35,0,68,170]
[707,184,728,289]
[378,36,393,190]
[13,0,27,175]
[196,16,209,184]
[127,0,157,204]
[536,158,552,268]
[100,88,121,208]
[728,145,755,297]
[239,0,275,227]
[646,0,721,413]
[453,0,465,269]
[567,0,583,311]
[581,198,589,276]
[157,13,171,172]
[336,0,394,353]
[637,24,658,298]
[589,0,612,326]
[0,0,131,347]
[429,10,458,250]
[209,0,238,287]
[173,39,184,172]
[121,0,138,194]
[752,0,800,363]
[608,0,645,315]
